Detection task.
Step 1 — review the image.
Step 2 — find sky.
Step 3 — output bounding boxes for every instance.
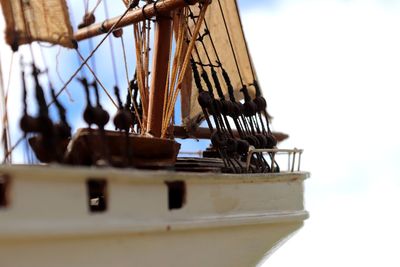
[236,0,400,266]
[1,0,400,266]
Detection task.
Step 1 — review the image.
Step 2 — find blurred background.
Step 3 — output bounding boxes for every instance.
[1,1,400,266]
[244,1,400,266]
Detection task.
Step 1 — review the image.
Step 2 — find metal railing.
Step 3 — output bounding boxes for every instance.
[246,147,304,173]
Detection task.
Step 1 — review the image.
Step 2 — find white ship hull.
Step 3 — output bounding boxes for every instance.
[0,165,308,267]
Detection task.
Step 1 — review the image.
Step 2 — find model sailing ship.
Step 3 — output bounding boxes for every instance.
[0,0,309,266]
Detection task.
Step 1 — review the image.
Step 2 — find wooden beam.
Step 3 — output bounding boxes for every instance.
[146,16,172,137]
[74,0,199,42]
[173,126,289,142]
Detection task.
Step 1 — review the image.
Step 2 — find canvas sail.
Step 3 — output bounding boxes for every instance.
[0,0,74,50]
[182,0,257,130]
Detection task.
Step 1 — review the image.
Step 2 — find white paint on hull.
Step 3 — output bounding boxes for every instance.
[0,165,309,267]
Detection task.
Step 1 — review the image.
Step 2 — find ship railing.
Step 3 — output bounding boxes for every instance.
[246,147,304,173]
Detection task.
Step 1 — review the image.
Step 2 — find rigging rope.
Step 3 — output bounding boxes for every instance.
[192,8,249,139]
[55,47,74,102]
[186,2,280,172]
[75,49,118,108]
[103,0,120,87]
[160,2,210,138]
[128,79,143,131]
[193,8,247,141]
[232,0,256,82]
[133,22,149,130]
[216,0,244,87]
[0,52,13,163]
[186,10,243,171]
[51,3,136,106]
[161,16,176,136]
[3,136,23,164]
[120,36,130,86]
[188,7,241,142]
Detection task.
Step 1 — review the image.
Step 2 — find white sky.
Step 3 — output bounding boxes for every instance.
[239,1,400,266]
[1,1,400,266]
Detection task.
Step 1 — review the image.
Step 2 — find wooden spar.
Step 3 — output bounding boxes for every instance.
[74,0,199,42]
[146,16,172,137]
[173,126,289,142]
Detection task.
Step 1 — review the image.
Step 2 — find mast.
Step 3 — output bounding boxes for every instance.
[147,15,172,137]
[75,0,202,138]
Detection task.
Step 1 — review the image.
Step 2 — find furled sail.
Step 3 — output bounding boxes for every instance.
[182,0,258,129]
[0,0,74,50]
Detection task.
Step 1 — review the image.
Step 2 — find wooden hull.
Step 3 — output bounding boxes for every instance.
[0,165,308,267]
[30,128,181,168]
